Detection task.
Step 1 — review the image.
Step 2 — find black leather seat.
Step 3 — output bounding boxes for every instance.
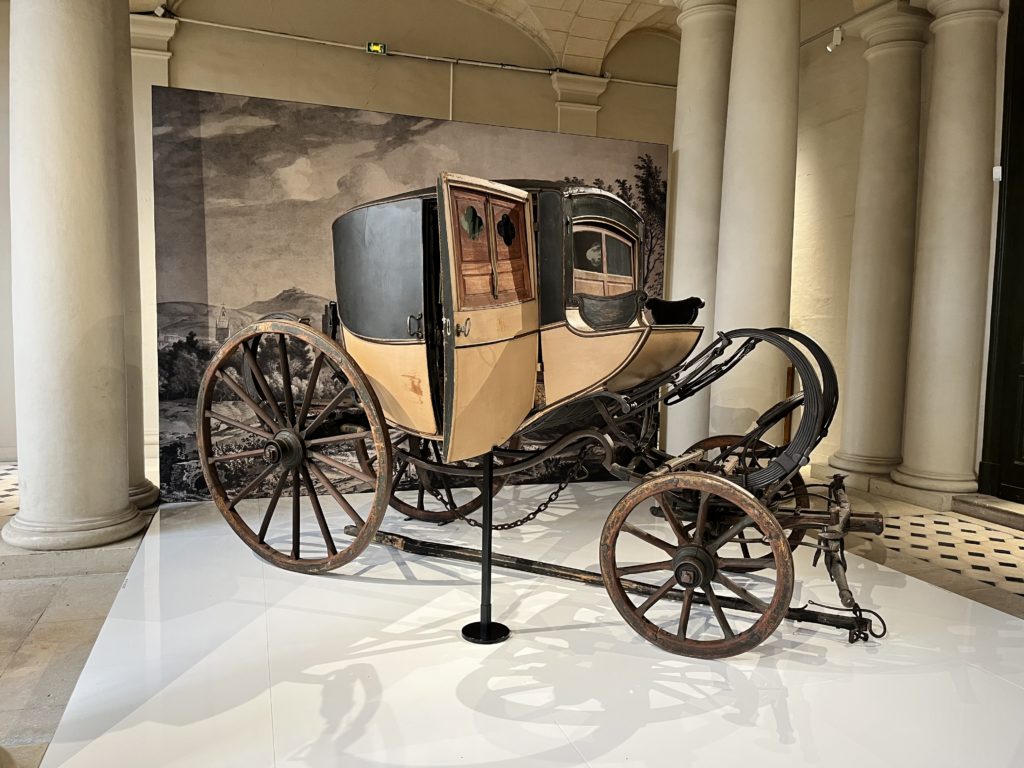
[645,296,704,325]
[571,290,647,331]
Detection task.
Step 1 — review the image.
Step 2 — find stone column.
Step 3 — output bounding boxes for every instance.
[3,0,145,549]
[661,0,736,454]
[888,0,1002,502]
[130,15,178,506]
[711,0,800,437]
[550,72,609,136]
[828,3,930,489]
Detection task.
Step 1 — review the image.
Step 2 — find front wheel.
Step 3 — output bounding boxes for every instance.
[600,472,794,659]
[197,319,392,573]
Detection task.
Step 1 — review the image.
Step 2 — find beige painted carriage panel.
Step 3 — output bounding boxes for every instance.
[453,300,539,348]
[605,326,703,392]
[341,329,438,436]
[541,324,646,405]
[447,333,538,461]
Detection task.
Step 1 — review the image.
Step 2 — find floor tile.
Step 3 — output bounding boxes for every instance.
[0,743,48,768]
[0,579,64,659]
[0,620,104,716]
[0,706,63,748]
[36,575,125,625]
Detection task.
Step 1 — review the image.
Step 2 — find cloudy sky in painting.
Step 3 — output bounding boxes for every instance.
[153,87,667,309]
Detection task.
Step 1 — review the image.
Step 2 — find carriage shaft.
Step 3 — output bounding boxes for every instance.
[346,528,874,639]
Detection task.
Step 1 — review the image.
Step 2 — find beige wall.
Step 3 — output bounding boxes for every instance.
[791,17,868,464]
[0,0,12,460]
[164,2,676,138]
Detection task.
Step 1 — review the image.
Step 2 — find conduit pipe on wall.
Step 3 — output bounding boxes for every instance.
[162,14,678,91]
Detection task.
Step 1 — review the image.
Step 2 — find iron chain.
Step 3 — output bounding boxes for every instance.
[424,445,592,531]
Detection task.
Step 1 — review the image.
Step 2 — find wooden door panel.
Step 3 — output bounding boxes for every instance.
[437,173,539,461]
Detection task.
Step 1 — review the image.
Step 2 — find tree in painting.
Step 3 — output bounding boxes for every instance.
[565,153,668,297]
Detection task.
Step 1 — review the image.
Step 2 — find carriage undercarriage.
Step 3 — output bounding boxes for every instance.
[197,316,886,660]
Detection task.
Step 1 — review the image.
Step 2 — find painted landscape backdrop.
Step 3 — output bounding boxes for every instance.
[154,86,668,500]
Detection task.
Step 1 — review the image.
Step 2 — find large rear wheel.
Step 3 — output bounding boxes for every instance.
[197,320,392,573]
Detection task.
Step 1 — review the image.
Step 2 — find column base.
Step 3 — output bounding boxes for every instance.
[828,450,900,476]
[0,504,148,551]
[825,451,900,492]
[890,464,978,494]
[869,478,956,512]
[130,477,160,509]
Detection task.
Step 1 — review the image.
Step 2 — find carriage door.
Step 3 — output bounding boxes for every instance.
[436,173,539,462]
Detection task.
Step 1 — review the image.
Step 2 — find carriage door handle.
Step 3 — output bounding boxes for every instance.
[406,313,423,340]
[455,318,471,338]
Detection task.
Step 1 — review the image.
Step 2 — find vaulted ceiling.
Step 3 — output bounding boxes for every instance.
[457,0,680,74]
[131,0,681,77]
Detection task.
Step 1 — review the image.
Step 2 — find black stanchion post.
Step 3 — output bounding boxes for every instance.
[461,450,510,644]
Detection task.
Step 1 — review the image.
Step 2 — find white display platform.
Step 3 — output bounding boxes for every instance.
[43,482,1024,768]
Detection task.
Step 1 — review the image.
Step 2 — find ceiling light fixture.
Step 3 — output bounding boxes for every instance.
[825,26,843,54]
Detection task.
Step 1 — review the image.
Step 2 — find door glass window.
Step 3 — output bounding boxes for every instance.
[571,226,636,298]
[573,230,604,273]
[606,236,632,276]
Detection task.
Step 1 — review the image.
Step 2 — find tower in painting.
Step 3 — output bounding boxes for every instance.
[215,305,230,344]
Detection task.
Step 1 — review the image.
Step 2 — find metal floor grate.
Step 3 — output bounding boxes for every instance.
[879,513,1024,596]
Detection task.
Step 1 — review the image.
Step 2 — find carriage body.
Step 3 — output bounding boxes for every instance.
[331,174,703,461]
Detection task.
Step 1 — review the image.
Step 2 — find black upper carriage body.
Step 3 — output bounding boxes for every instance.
[194,176,886,660]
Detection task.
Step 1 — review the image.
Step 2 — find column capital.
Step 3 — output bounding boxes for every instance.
[847,1,931,48]
[130,14,177,55]
[659,0,736,27]
[549,71,609,105]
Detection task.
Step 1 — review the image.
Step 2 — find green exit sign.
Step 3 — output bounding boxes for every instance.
[366,42,388,56]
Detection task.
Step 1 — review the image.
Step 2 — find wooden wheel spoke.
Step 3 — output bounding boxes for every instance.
[677,587,695,637]
[205,409,274,441]
[214,370,279,431]
[659,493,691,544]
[392,458,411,488]
[617,560,673,577]
[306,459,365,528]
[304,431,373,447]
[228,463,277,510]
[707,516,754,553]
[258,470,289,543]
[242,343,286,426]
[621,522,677,555]
[704,588,735,638]
[301,466,337,556]
[302,386,354,439]
[714,572,769,613]
[277,334,296,425]
[291,469,301,560]
[637,577,678,616]
[210,448,266,465]
[693,491,710,546]
[296,352,324,431]
[309,451,375,486]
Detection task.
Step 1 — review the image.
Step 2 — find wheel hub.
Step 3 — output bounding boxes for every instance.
[263,429,304,471]
[672,546,716,589]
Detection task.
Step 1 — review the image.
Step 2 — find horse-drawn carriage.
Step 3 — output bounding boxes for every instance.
[197,173,884,659]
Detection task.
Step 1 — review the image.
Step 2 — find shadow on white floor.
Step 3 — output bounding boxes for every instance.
[41,482,1024,768]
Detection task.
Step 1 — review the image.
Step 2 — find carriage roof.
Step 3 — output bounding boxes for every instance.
[338,179,643,225]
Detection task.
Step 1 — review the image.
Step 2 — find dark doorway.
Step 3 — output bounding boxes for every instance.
[981,0,1024,502]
